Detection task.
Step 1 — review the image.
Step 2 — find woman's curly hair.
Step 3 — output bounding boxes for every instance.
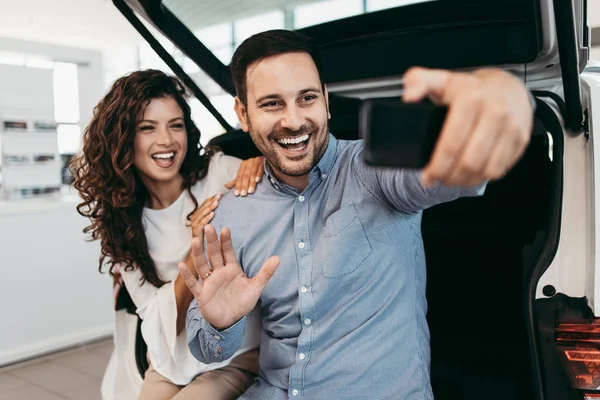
[70,69,213,288]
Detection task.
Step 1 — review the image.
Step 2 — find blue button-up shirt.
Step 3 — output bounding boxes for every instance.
[187,134,485,399]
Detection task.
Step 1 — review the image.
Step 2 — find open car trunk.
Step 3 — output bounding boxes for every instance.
[110,0,592,399]
[423,100,561,399]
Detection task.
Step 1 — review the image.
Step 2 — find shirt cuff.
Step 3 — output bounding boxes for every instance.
[201,316,246,361]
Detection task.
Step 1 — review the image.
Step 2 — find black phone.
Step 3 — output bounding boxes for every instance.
[359,98,448,169]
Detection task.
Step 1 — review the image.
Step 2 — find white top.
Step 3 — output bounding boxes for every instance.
[120,152,261,385]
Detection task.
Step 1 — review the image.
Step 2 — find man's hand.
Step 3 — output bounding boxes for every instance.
[403,67,533,188]
[178,224,280,330]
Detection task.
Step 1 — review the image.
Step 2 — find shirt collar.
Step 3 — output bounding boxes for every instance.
[314,133,337,178]
[264,133,338,193]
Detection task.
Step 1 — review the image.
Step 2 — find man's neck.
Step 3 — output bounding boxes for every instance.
[271,167,309,192]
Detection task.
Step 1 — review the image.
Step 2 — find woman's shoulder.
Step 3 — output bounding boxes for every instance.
[207,150,242,184]
[190,151,241,197]
[210,150,242,175]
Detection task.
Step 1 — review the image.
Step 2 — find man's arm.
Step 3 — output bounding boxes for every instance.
[175,254,196,336]
[354,143,485,214]
[186,298,246,363]
[354,66,533,211]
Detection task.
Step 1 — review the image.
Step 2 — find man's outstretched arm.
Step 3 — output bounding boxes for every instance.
[356,67,533,213]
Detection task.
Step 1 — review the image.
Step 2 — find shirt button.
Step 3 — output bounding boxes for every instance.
[298,195,305,202]
[292,389,299,396]
[322,173,327,179]
[298,242,305,249]
[299,353,306,360]
[304,318,312,325]
[300,286,308,293]
[214,334,221,340]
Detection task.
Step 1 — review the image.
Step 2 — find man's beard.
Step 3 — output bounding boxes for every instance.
[249,118,329,178]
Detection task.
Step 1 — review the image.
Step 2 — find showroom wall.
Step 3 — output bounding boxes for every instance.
[0,37,113,366]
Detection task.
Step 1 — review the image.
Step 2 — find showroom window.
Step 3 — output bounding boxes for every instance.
[53,62,79,124]
[194,22,234,65]
[0,54,82,155]
[234,11,285,49]
[293,0,363,29]
[366,0,434,12]
[53,62,82,155]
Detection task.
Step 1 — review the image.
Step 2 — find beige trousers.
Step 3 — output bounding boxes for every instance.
[139,350,259,400]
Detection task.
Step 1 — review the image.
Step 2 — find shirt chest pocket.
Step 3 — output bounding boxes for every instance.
[315,203,372,278]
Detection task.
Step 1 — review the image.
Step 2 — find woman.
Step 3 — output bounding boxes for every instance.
[70,69,264,399]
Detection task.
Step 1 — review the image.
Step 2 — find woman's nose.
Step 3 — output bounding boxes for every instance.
[156,127,174,146]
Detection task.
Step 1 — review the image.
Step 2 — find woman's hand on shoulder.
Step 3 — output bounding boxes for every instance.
[190,194,221,237]
[225,157,265,196]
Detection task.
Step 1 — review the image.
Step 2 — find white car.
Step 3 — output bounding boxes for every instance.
[103,0,600,399]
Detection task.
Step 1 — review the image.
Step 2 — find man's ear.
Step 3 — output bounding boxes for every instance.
[234,97,249,132]
[324,84,331,120]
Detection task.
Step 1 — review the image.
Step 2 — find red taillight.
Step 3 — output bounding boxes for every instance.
[565,350,600,363]
[556,320,600,395]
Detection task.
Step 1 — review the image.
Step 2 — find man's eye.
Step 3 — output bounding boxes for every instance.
[262,101,280,108]
[299,95,318,104]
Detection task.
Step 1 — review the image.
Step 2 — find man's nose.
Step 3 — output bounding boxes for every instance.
[280,105,303,132]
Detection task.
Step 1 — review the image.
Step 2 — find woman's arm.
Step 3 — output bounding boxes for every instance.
[175,250,197,335]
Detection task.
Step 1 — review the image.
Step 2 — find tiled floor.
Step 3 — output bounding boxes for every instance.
[0,338,112,400]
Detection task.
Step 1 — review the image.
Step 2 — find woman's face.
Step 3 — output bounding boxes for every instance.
[133,96,188,185]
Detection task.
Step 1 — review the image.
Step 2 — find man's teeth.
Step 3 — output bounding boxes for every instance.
[152,152,174,159]
[277,135,309,145]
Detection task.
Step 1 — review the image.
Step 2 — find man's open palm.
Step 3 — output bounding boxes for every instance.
[178,224,279,330]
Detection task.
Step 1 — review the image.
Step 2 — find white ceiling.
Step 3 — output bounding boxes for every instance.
[0,0,321,52]
[0,0,598,53]
[0,0,142,51]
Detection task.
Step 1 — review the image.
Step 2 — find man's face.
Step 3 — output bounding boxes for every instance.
[235,52,330,178]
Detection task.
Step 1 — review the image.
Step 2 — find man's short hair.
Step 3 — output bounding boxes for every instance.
[230,29,324,105]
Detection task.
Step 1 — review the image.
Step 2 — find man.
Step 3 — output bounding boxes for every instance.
[178,29,533,399]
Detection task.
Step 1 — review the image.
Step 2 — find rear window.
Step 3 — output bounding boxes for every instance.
[162,0,435,65]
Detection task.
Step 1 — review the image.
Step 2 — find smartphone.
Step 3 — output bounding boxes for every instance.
[359,98,448,169]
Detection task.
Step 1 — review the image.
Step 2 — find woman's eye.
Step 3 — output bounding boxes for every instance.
[139,125,153,131]
[171,123,185,129]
